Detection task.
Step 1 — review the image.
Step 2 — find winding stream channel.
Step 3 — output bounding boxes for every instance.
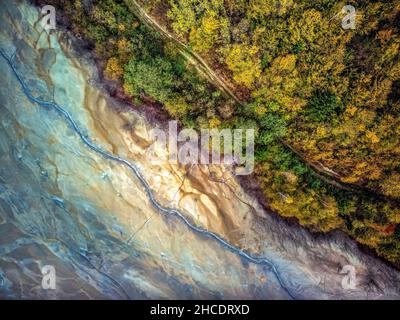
[0,47,295,299]
[0,0,399,299]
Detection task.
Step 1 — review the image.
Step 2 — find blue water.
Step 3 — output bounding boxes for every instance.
[1,0,399,300]
[0,47,296,299]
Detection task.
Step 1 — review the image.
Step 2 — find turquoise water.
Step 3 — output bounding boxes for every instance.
[0,0,295,299]
[0,0,399,300]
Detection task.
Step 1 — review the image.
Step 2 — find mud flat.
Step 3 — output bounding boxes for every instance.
[0,0,399,299]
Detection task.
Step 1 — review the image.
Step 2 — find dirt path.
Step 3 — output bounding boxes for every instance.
[124,0,244,107]
[124,0,398,204]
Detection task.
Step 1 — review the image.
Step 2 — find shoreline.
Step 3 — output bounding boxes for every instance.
[42,1,400,273]
[26,1,400,279]
[1,0,400,299]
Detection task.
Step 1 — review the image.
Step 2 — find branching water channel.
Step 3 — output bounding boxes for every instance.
[0,48,296,300]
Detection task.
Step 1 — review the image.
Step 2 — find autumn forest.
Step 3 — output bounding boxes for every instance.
[37,0,400,266]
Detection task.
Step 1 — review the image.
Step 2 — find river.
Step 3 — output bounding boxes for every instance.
[0,0,399,299]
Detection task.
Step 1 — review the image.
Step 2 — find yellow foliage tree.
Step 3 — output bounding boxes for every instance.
[104,57,123,80]
[190,15,220,53]
[224,44,261,88]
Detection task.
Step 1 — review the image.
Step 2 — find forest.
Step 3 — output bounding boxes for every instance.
[36,0,400,266]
